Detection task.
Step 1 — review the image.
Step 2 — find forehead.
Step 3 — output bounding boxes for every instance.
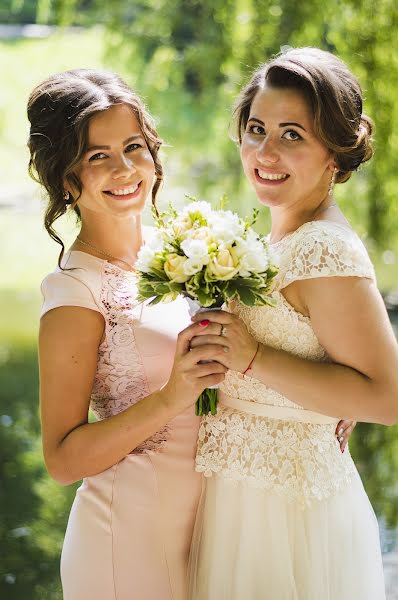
[87,104,142,143]
[249,85,313,126]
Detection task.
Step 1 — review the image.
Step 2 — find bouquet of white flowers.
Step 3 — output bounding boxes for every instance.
[135,198,278,415]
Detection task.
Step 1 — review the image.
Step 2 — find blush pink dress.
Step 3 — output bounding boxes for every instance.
[41,250,202,600]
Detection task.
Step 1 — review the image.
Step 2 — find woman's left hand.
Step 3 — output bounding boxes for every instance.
[335,420,356,453]
[190,309,258,373]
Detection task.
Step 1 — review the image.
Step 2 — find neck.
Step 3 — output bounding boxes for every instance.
[269,192,335,243]
[75,210,143,263]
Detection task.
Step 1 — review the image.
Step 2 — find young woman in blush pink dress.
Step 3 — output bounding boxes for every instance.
[28,69,228,600]
[188,48,398,599]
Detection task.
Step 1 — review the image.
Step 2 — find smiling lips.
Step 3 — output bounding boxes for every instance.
[255,169,289,185]
[104,181,142,199]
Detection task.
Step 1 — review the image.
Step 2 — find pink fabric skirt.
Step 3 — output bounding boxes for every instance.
[61,410,202,600]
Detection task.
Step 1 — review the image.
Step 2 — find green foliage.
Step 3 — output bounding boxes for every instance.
[2,4,398,596]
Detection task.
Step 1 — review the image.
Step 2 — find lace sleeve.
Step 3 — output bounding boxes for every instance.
[278,222,376,288]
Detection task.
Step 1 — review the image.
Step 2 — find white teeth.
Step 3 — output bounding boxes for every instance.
[257,170,288,181]
[107,183,139,196]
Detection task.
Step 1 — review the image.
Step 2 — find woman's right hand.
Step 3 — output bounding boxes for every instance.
[160,320,228,412]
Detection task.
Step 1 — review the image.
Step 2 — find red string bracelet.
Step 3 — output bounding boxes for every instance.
[242,342,260,375]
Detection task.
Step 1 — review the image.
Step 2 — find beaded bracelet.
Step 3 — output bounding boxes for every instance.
[242,342,260,375]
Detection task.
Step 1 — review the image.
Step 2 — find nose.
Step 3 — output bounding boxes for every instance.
[111,153,136,178]
[256,135,280,164]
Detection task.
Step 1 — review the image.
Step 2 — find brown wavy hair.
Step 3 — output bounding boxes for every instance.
[27,69,163,266]
[234,47,373,184]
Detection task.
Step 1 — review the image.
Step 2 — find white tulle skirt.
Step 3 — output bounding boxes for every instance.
[188,472,385,600]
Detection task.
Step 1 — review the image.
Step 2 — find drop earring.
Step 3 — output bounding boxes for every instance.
[328,168,337,197]
[63,190,71,203]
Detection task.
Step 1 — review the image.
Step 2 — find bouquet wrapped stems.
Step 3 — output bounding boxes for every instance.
[186,297,223,417]
[196,388,218,416]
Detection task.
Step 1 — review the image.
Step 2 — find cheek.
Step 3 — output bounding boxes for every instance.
[137,149,156,177]
[240,138,256,172]
[79,165,105,190]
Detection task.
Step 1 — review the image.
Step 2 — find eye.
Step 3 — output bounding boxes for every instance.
[282,130,302,141]
[125,142,142,152]
[89,152,107,162]
[247,124,265,135]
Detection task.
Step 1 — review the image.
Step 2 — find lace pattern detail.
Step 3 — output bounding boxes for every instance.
[91,263,169,453]
[196,406,357,505]
[196,222,374,501]
[277,221,376,289]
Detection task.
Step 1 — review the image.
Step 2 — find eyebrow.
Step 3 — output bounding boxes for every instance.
[248,117,307,131]
[86,135,143,152]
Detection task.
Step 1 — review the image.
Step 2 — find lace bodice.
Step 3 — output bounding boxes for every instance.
[41,251,191,454]
[196,221,376,504]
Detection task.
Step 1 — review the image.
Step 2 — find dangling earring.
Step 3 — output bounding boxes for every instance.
[63,190,71,203]
[328,168,337,197]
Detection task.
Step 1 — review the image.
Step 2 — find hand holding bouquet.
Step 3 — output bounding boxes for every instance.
[136,198,278,415]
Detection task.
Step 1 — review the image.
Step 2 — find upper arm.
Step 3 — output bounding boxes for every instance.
[299,275,398,385]
[39,306,105,470]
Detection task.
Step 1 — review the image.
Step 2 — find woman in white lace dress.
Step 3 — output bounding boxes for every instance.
[188,48,398,599]
[29,70,227,600]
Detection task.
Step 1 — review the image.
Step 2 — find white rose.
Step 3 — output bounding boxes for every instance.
[206,247,240,281]
[171,215,193,238]
[185,226,214,246]
[164,253,190,283]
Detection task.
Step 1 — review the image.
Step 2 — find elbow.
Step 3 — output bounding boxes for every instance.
[44,454,80,486]
[377,388,398,426]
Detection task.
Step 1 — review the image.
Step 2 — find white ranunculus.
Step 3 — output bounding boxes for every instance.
[232,235,270,276]
[183,257,207,276]
[210,211,245,244]
[181,238,210,263]
[135,246,157,273]
[182,201,212,218]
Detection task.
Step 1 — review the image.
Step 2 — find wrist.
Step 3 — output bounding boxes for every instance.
[242,341,260,376]
[248,343,267,379]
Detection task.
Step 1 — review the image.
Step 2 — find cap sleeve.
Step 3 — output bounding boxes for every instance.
[278,222,376,289]
[40,270,102,318]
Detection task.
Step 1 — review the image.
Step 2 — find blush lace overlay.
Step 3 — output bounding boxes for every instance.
[195,222,376,505]
[91,263,169,454]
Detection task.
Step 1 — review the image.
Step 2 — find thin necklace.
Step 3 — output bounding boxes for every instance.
[270,202,338,244]
[76,237,136,272]
[313,202,337,216]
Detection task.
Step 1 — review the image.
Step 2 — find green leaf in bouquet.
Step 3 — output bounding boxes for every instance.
[236,286,256,306]
[195,288,216,307]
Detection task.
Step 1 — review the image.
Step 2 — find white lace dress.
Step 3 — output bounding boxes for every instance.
[188,221,386,600]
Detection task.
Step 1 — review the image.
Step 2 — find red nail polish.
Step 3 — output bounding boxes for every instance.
[199,319,210,327]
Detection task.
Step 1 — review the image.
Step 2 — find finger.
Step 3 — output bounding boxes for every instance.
[192,362,228,378]
[338,422,356,452]
[190,334,230,348]
[188,344,230,366]
[335,419,352,437]
[191,309,232,325]
[176,321,211,356]
[193,322,228,337]
[198,372,226,389]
